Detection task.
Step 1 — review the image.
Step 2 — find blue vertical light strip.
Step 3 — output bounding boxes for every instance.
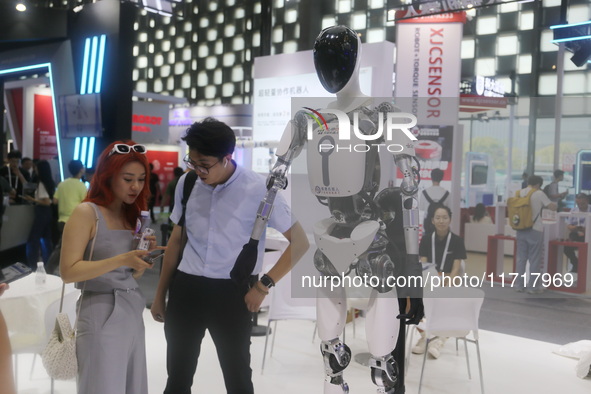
[87,36,99,95]
[47,63,65,182]
[80,34,106,169]
[80,137,88,166]
[73,137,81,160]
[95,35,106,94]
[87,137,96,168]
[80,38,91,95]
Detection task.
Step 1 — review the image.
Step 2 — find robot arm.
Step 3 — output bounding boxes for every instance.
[249,111,308,241]
[231,111,309,286]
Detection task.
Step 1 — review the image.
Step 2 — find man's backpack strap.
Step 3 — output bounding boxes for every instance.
[178,170,198,227]
[422,189,434,204]
[439,190,449,204]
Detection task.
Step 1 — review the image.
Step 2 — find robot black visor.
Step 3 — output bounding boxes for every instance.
[313,26,359,93]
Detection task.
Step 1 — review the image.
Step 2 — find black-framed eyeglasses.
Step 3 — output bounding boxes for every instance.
[183,154,220,175]
[108,144,147,157]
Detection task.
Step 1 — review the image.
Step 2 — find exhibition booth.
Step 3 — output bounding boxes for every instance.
[1,1,591,393]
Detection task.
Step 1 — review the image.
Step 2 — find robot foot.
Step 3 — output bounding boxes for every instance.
[369,354,399,394]
[324,377,350,394]
[321,338,352,394]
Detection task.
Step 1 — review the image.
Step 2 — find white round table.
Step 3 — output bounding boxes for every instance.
[0,274,74,351]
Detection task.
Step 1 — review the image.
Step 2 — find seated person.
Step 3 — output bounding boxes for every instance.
[471,203,493,224]
[420,205,467,278]
[564,193,591,273]
[412,205,468,359]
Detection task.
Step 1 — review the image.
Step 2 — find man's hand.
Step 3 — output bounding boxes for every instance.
[0,283,8,297]
[151,297,166,323]
[244,284,267,313]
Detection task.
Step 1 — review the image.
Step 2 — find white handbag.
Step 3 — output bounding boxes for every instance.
[41,207,98,380]
[41,310,78,380]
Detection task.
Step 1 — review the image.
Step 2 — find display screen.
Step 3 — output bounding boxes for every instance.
[471,164,488,186]
[58,93,103,138]
[581,164,591,191]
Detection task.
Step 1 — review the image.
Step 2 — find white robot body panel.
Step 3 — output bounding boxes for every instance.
[313,218,379,272]
[365,290,399,357]
[306,118,369,197]
[316,286,348,340]
[275,120,294,158]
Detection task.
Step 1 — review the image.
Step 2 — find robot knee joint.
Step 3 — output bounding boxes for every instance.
[369,354,399,392]
[320,339,352,375]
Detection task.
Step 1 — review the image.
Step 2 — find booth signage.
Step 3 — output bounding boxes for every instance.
[394,11,465,126]
[131,101,169,143]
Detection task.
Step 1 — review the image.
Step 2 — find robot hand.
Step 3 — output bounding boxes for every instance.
[397,298,424,325]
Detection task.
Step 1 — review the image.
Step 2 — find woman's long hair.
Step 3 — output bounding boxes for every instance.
[84,140,150,229]
[35,160,55,199]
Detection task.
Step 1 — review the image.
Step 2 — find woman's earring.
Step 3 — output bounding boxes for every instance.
[224,159,228,168]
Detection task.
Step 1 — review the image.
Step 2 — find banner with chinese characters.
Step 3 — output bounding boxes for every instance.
[394,11,465,126]
[33,94,58,160]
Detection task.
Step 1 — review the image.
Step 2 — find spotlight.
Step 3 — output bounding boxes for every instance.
[16,2,26,12]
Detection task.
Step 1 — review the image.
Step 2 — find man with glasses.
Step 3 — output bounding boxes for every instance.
[151,117,309,394]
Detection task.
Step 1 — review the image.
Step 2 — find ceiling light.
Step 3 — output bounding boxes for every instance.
[16,2,26,12]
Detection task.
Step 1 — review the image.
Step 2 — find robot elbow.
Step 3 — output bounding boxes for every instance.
[400,180,419,196]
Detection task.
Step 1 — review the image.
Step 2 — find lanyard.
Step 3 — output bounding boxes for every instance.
[7,167,18,189]
[432,231,452,272]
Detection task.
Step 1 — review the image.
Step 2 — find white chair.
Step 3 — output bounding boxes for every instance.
[261,270,316,373]
[415,286,485,394]
[12,287,80,392]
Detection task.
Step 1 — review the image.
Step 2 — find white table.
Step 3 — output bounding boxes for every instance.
[0,274,75,351]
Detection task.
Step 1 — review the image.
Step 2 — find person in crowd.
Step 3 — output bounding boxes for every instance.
[23,160,55,270]
[60,141,162,394]
[412,204,467,359]
[150,118,309,394]
[159,167,185,241]
[46,160,88,275]
[420,168,450,234]
[0,283,16,394]
[544,169,568,206]
[160,166,185,214]
[516,175,557,294]
[0,150,28,204]
[521,172,529,189]
[20,157,34,182]
[471,203,493,224]
[148,163,161,222]
[564,193,591,274]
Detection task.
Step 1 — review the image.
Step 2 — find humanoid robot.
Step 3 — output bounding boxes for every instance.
[234,26,424,393]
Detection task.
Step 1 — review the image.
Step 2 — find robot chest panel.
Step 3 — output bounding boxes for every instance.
[306,129,370,197]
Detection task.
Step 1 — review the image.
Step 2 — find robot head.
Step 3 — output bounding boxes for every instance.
[313,25,361,94]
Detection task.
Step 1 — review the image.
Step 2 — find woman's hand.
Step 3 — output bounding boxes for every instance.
[0,284,8,297]
[117,250,153,272]
[143,234,166,253]
[244,284,267,313]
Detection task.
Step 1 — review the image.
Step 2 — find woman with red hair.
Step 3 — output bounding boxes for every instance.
[61,141,160,394]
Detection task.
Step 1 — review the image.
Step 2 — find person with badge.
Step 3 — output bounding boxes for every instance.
[411,204,468,359]
[419,204,466,279]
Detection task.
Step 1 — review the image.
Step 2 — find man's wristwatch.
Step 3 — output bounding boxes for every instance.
[260,274,275,289]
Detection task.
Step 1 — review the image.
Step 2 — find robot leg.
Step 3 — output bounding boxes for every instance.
[317,278,350,393]
[365,289,400,393]
[320,338,352,394]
